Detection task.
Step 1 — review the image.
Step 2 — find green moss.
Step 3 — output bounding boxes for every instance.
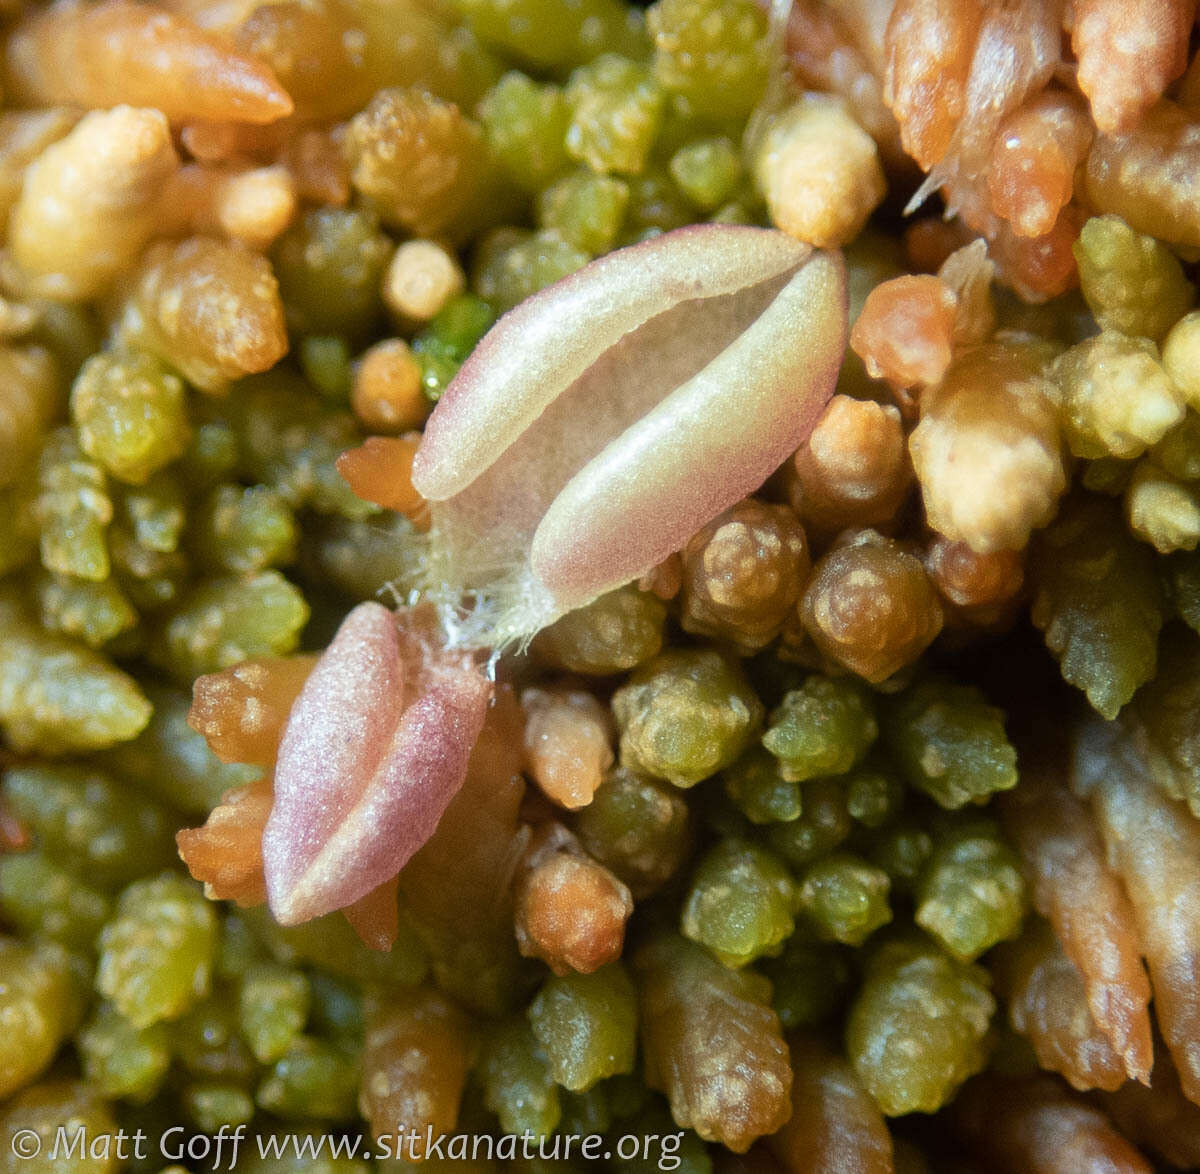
[299,335,353,401]
[0,1080,120,1172]
[235,1127,372,1173]
[914,820,1027,961]
[191,484,298,574]
[763,777,852,868]
[1031,493,1164,717]
[481,1017,561,1138]
[117,475,187,554]
[882,677,1018,808]
[36,426,111,582]
[173,995,257,1082]
[1125,460,1200,553]
[1074,214,1194,341]
[221,373,374,519]
[98,684,256,816]
[272,208,393,340]
[845,765,906,829]
[96,873,217,1028]
[239,964,311,1064]
[613,647,763,787]
[1129,629,1200,817]
[307,972,365,1042]
[480,72,572,192]
[722,745,802,824]
[33,571,137,648]
[535,585,666,675]
[153,570,309,683]
[301,512,427,603]
[79,1002,171,1104]
[242,906,428,990]
[618,166,695,241]
[411,293,496,402]
[762,676,878,783]
[255,1036,360,1121]
[798,853,892,947]
[182,420,240,490]
[680,838,797,966]
[566,54,664,175]
[1,762,175,889]
[472,227,590,315]
[761,936,853,1031]
[109,520,190,613]
[0,939,85,1098]
[537,170,630,254]
[527,964,638,1091]
[558,1083,612,1137]
[647,0,769,122]
[573,767,691,897]
[455,0,642,70]
[608,1099,713,1174]
[0,853,110,954]
[0,611,151,753]
[865,821,935,897]
[184,1083,257,1131]
[1053,331,1184,460]
[846,937,994,1116]
[70,350,190,484]
[668,136,742,210]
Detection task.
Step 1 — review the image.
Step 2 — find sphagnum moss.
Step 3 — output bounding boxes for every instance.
[4,4,1200,1167]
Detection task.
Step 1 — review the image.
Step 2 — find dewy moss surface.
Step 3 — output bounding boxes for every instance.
[3,0,1200,1167]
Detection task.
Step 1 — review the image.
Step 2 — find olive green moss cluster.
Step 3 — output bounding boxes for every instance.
[0,566,1039,1167]
[5,0,1200,1164]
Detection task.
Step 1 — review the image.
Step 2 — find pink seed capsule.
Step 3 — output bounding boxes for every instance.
[262,601,491,926]
[412,224,847,647]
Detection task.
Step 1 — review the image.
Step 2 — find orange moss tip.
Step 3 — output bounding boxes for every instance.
[521,686,614,810]
[176,777,272,906]
[1072,0,1193,135]
[5,0,294,125]
[991,205,1085,303]
[769,1036,893,1174]
[187,654,317,767]
[336,435,431,530]
[515,850,632,974]
[849,273,957,390]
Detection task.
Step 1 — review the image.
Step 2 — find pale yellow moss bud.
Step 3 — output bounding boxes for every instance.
[10,106,178,300]
[1162,310,1200,410]
[209,166,296,251]
[0,109,79,234]
[910,342,1067,553]
[753,94,886,249]
[383,239,466,325]
[1053,331,1185,460]
[1125,461,1200,553]
[163,164,297,251]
